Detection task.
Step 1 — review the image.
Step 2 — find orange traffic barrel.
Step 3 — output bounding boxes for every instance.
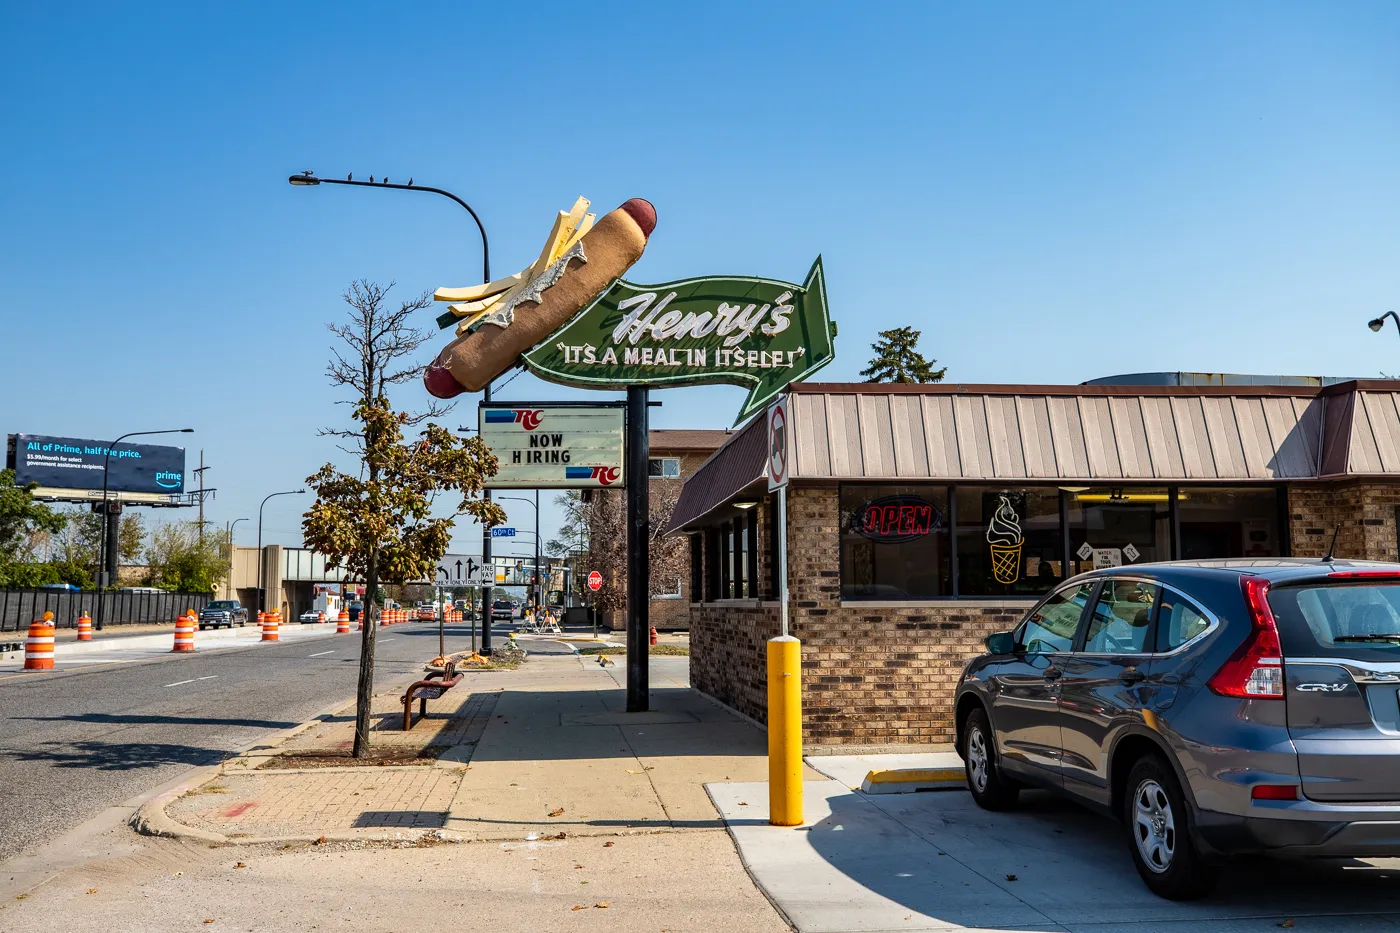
[337,608,350,634]
[172,610,196,652]
[317,611,325,623]
[76,613,93,641]
[261,610,279,641]
[24,612,55,671]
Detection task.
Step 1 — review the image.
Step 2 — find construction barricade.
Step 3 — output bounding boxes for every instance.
[172,610,196,652]
[261,610,279,642]
[76,613,93,641]
[337,608,350,634]
[24,613,55,671]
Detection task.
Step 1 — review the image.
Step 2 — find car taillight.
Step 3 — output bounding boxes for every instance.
[1208,576,1284,699]
[1251,784,1299,801]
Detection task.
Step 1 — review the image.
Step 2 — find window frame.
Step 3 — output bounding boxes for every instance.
[648,457,681,479]
[1014,580,1096,655]
[1076,578,1162,656]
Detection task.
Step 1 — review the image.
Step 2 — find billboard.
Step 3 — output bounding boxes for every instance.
[7,434,186,495]
[479,404,625,489]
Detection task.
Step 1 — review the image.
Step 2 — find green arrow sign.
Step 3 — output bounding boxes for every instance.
[523,257,834,424]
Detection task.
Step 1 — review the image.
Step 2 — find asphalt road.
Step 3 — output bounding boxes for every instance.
[0,621,569,863]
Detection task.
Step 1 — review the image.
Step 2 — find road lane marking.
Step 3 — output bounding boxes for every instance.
[164,678,195,687]
[378,639,395,645]
[307,650,334,657]
[198,675,218,680]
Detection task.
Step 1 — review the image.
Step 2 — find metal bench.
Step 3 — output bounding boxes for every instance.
[400,664,463,730]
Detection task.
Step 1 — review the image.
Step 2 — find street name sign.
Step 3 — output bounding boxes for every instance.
[522,257,834,424]
[479,403,626,489]
[491,526,516,537]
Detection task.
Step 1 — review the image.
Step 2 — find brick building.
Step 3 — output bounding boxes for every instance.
[592,428,733,630]
[666,379,1400,747]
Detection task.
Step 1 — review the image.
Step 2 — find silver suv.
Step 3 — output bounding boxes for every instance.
[955,559,1400,900]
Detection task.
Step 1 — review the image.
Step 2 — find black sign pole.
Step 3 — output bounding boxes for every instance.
[625,385,650,712]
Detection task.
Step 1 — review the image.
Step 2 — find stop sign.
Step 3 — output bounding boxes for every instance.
[587,571,603,591]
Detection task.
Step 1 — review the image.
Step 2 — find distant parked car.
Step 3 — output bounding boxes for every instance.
[956,558,1400,900]
[199,600,248,630]
[299,609,325,624]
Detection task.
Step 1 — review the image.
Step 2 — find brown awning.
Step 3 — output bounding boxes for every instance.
[667,380,1400,533]
[664,414,767,533]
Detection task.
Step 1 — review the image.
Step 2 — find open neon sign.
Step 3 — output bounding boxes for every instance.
[852,495,941,543]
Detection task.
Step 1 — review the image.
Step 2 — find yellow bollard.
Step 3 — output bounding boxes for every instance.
[767,634,804,826]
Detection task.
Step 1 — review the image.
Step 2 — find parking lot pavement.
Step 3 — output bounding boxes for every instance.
[708,780,1400,932]
[0,620,341,672]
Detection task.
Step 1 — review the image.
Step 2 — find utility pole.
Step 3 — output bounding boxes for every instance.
[193,451,210,544]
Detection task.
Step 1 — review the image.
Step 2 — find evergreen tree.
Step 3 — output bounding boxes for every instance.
[859,326,946,384]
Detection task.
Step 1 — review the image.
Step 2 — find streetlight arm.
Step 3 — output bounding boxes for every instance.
[289,173,490,282]
[1369,311,1400,339]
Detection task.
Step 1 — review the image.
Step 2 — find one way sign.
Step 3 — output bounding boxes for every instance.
[435,554,483,586]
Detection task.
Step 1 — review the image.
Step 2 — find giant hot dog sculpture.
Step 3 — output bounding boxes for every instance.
[424,197,656,399]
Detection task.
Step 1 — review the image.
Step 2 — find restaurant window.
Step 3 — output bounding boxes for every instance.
[704,526,721,600]
[956,487,1063,597]
[1065,487,1170,576]
[840,485,950,599]
[1178,487,1281,559]
[648,457,681,479]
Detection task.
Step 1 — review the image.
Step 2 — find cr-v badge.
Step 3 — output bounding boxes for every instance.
[1295,683,1349,693]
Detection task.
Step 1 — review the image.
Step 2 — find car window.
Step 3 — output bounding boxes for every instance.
[1155,591,1211,652]
[1084,580,1158,653]
[1019,583,1093,654]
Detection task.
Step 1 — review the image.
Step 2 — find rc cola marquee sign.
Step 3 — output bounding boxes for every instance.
[523,257,835,423]
[479,403,626,489]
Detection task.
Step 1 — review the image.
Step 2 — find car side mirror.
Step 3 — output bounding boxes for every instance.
[985,631,1017,655]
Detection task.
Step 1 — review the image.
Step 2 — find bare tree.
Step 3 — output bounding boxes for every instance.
[550,486,685,615]
[303,280,502,758]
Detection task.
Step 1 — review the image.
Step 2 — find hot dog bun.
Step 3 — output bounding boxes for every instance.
[425,198,655,398]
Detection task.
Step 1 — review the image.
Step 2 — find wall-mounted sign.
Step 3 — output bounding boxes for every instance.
[6,433,186,496]
[522,257,834,424]
[985,493,1025,584]
[479,403,626,489]
[852,495,942,544]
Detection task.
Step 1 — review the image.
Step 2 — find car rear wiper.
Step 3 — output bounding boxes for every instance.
[1333,634,1400,643]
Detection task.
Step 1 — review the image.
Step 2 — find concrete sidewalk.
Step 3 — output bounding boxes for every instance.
[141,652,817,846]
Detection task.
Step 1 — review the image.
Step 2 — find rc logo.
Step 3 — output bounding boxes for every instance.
[482,409,544,430]
[566,466,621,486]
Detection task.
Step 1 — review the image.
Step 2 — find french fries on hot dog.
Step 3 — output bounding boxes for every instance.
[424,197,656,398]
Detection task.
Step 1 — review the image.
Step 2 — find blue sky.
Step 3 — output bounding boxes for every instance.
[2,2,1397,553]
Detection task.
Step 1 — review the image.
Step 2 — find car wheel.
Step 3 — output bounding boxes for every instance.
[963,707,1019,811]
[198,624,206,631]
[1124,755,1213,900]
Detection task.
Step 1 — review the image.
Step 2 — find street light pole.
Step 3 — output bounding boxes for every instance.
[289,169,495,651]
[257,490,305,617]
[497,495,542,614]
[227,517,248,600]
[94,428,194,631]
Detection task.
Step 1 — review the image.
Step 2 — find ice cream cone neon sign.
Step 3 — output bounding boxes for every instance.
[986,495,1024,585]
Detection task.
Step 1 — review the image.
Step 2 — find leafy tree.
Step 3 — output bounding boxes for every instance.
[145,521,227,592]
[0,469,66,568]
[119,511,146,564]
[302,280,502,758]
[859,326,946,384]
